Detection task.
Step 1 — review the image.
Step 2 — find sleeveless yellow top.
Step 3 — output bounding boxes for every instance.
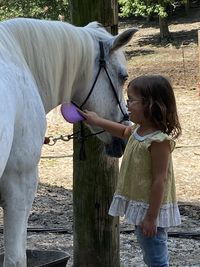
[108,126,181,227]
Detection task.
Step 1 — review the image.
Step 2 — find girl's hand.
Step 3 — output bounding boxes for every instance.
[140,215,157,237]
[78,109,100,125]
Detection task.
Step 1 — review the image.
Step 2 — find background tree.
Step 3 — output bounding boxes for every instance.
[118,0,187,40]
[0,0,70,21]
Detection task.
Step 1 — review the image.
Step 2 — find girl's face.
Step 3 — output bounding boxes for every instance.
[127,87,145,124]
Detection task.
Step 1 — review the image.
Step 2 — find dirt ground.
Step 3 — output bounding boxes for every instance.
[1,9,200,267]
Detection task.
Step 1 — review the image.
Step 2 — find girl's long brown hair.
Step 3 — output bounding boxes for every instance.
[128,74,181,139]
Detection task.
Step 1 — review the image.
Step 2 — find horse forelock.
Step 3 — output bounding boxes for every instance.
[0,18,96,112]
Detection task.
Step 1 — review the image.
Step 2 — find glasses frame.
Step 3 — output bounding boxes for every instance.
[126,98,144,106]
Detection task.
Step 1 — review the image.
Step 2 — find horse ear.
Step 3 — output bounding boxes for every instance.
[110,28,138,52]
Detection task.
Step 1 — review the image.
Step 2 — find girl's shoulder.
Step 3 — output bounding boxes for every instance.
[130,125,176,152]
[145,131,176,152]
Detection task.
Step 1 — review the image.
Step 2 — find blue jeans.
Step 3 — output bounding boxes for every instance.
[135,225,169,267]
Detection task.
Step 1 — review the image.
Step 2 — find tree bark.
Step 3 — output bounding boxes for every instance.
[185,0,190,15]
[159,15,170,40]
[71,1,120,266]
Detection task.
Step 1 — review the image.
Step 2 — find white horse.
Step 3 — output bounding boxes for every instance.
[0,18,137,266]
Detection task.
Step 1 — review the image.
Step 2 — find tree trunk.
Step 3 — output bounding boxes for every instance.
[185,0,190,15]
[159,15,170,40]
[71,1,120,266]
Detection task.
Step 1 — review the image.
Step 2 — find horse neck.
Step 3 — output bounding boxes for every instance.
[5,18,95,113]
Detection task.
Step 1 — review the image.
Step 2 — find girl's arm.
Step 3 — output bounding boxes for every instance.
[79,109,132,139]
[140,140,170,237]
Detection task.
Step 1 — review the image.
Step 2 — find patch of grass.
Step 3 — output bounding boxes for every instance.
[40,158,57,167]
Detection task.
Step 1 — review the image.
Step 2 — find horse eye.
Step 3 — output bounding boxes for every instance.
[119,73,128,82]
[123,75,128,81]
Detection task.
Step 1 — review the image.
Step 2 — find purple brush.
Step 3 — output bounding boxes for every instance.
[61,103,85,123]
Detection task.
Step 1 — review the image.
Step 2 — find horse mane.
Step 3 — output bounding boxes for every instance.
[0,18,99,110]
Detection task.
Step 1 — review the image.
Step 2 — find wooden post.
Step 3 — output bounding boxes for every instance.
[70,0,118,34]
[71,0,120,266]
[73,135,120,267]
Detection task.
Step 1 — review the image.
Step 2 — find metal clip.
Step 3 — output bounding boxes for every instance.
[47,136,57,146]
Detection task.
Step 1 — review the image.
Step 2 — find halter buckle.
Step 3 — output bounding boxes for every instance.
[99,58,106,67]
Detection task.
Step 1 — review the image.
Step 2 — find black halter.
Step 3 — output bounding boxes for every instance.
[72,41,129,122]
[72,41,129,160]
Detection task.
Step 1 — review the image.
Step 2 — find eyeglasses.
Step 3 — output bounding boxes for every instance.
[126,98,143,105]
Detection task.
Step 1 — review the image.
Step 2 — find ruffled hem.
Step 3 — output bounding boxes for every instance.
[108,195,181,227]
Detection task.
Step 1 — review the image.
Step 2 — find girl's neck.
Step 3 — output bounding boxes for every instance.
[137,123,158,137]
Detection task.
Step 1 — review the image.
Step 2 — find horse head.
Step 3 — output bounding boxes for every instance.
[72,23,137,157]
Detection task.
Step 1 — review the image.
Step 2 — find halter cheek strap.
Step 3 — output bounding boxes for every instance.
[98,42,129,122]
[72,41,129,122]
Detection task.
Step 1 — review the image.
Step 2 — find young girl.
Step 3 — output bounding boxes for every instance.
[79,74,181,267]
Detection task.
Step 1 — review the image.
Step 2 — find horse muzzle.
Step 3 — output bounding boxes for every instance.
[105,137,127,158]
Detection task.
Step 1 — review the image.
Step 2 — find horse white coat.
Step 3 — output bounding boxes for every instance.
[0,18,137,266]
